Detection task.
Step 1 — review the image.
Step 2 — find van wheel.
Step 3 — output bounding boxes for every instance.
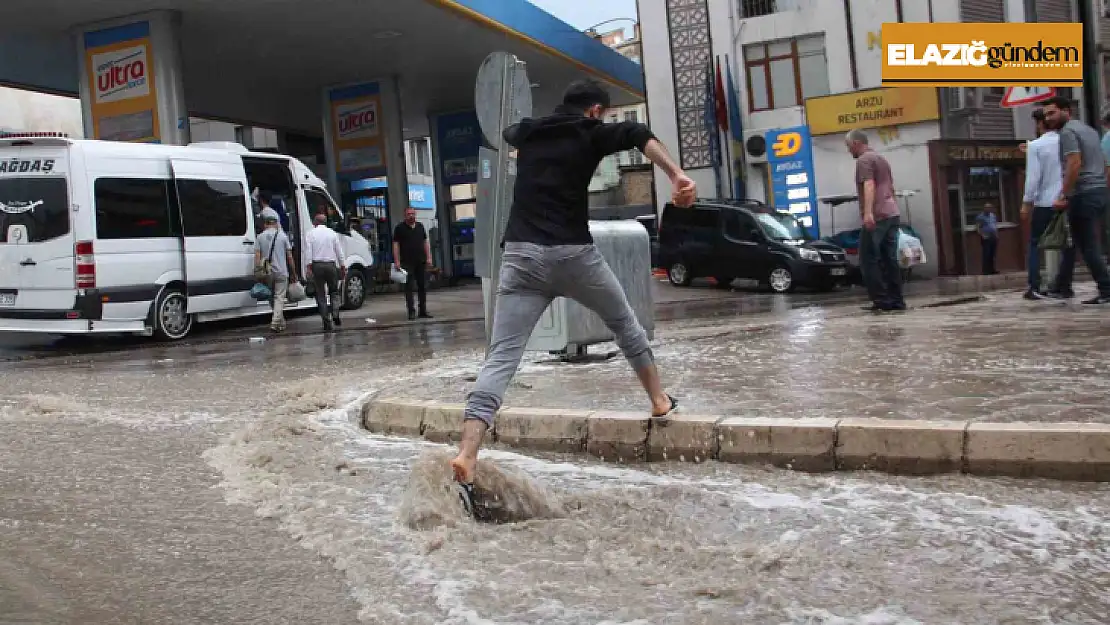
[668,262,693,287]
[153,288,193,341]
[767,266,795,293]
[342,268,367,310]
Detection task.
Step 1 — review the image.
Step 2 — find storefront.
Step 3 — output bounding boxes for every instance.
[927,140,1027,276]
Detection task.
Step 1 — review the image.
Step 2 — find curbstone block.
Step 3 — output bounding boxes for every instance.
[966,422,1110,481]
[362,399,426,436]
[421,402,465,444]
[647,414,719,463]
[496,407,590,453]
[717,417,838,471]
[836,418,966,474]
[586,411,650,463]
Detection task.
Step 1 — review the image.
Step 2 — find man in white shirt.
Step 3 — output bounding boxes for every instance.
[1021,108,1062,300]
[306,213,346,332]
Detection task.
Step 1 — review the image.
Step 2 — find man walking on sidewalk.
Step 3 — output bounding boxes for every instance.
[254,213,298,332]
[450,79,695,489]
[306,213,346,332]
[1021,108,1061,299]
[1041,96,1110,304]
[393,207,434,321]
[846,129,906,312]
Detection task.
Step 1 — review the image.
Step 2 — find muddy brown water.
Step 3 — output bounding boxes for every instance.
[2,295,1109,624]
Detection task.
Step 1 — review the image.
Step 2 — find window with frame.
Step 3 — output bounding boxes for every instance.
[722,209,758,242]
[94,178,176,239]
[744,34,829,113]
[305,187,348,234]
[178,179,248,237]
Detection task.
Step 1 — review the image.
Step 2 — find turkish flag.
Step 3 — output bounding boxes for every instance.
[714,57,728,131]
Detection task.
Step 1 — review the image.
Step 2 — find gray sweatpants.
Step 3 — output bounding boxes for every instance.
[465,242,654,427]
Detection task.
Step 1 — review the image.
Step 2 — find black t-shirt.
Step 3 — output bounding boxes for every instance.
[393,221,426,265]
[501,104,656,246]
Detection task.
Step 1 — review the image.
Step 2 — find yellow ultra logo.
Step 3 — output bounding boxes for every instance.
[771,132,803,158]
[881,22,1082,87]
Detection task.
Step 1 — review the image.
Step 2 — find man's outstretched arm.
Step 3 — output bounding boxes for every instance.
[642,138,696,207]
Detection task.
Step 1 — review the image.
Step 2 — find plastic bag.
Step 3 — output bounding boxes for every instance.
[1038,211,1072,250]
[287,281,307,302]
[390,266,408,284]
[250,283,272,301]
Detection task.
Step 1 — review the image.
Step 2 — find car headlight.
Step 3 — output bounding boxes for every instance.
[799,248,821,262]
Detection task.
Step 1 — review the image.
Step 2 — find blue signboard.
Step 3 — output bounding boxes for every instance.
[351,179,436,210]
[435,110,484,187]
[764,125,819,239]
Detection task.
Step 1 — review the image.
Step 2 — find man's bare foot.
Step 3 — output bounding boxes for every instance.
[450,454,477,484]
[651,393,677,418]
[450,419,489,483]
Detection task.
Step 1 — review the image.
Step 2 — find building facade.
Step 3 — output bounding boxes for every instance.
[589,25,649,194]
[640,0,1087,278]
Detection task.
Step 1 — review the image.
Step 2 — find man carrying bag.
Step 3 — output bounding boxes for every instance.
[254,213,298,332]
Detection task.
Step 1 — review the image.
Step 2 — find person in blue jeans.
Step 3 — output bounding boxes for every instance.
[975,203,999,275]
[847,129,906,312]
[1041,96,1110,304]
[1021,108,1062,299]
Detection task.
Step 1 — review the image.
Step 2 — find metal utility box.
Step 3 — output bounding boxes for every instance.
[525,220,655,355]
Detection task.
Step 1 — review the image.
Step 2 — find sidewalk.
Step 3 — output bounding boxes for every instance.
[364,282,1110,481]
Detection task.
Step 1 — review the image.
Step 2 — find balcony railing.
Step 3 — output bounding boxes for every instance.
[739,0,801,18]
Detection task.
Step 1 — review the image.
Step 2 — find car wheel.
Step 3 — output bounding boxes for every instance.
[152,288,193,341]
[767,266,795,293]
[668,262,693,286]
[342,268,367,310]
[713,276,734,289]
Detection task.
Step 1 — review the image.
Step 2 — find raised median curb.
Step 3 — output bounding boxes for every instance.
[360,398,1110,482]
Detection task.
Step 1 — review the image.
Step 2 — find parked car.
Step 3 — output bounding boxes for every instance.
[633,214,660,268]
[823,223,928,282]
[657,199,850,293]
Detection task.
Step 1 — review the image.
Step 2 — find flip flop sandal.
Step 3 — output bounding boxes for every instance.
[454,482,476,519]
[651,395,679,425]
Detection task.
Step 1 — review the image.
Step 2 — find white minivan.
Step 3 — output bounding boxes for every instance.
[0,134,374,340]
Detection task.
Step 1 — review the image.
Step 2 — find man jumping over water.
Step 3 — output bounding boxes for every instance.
[450,79,696,487]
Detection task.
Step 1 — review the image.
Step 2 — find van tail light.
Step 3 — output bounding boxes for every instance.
[75,240,96,289]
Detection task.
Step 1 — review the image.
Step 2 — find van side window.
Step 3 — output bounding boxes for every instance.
[722,210,757,242]
[305,188,348,234]
[94,178,175,239]
[178,180,248,237]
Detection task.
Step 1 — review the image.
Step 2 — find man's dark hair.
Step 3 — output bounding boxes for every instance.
[1042,95,1072,111]
[1032,108,1045,122]
[562,79,611,112]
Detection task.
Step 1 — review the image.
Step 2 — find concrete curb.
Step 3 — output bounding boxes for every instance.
[361,398,1110,482]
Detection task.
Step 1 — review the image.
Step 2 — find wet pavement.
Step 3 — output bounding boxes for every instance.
[0,270,1030,364]
[2,283,1109,623]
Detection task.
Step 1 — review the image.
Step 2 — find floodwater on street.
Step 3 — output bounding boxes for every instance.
[2,292,1109,624]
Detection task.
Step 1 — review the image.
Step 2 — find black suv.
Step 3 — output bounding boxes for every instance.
[657,200,849,293]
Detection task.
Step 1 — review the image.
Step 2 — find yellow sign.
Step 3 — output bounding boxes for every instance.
[771,132,803,158]
[328,82,386,179]
[83,21,160,143]
[881,22,1083,87]
[804,86,940,136]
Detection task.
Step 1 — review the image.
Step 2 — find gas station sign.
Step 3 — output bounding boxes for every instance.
[765,125,819,239]
[327,82,387,180]
[83,21,160,143]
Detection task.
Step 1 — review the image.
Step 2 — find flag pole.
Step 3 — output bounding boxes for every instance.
[718,55,735,199]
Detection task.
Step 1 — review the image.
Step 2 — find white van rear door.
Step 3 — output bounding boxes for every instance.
[169,158,255,315]
[0,148,76,312]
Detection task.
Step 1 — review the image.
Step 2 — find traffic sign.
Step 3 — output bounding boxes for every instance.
[1001,87,1056,108]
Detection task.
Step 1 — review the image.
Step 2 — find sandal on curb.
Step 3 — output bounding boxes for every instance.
[651,395,679,424]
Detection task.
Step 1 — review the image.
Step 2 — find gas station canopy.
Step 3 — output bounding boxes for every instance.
[0,0,644,137]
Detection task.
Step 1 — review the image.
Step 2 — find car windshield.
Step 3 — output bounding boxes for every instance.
[0,177,70,243]
[755,212,808,242]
